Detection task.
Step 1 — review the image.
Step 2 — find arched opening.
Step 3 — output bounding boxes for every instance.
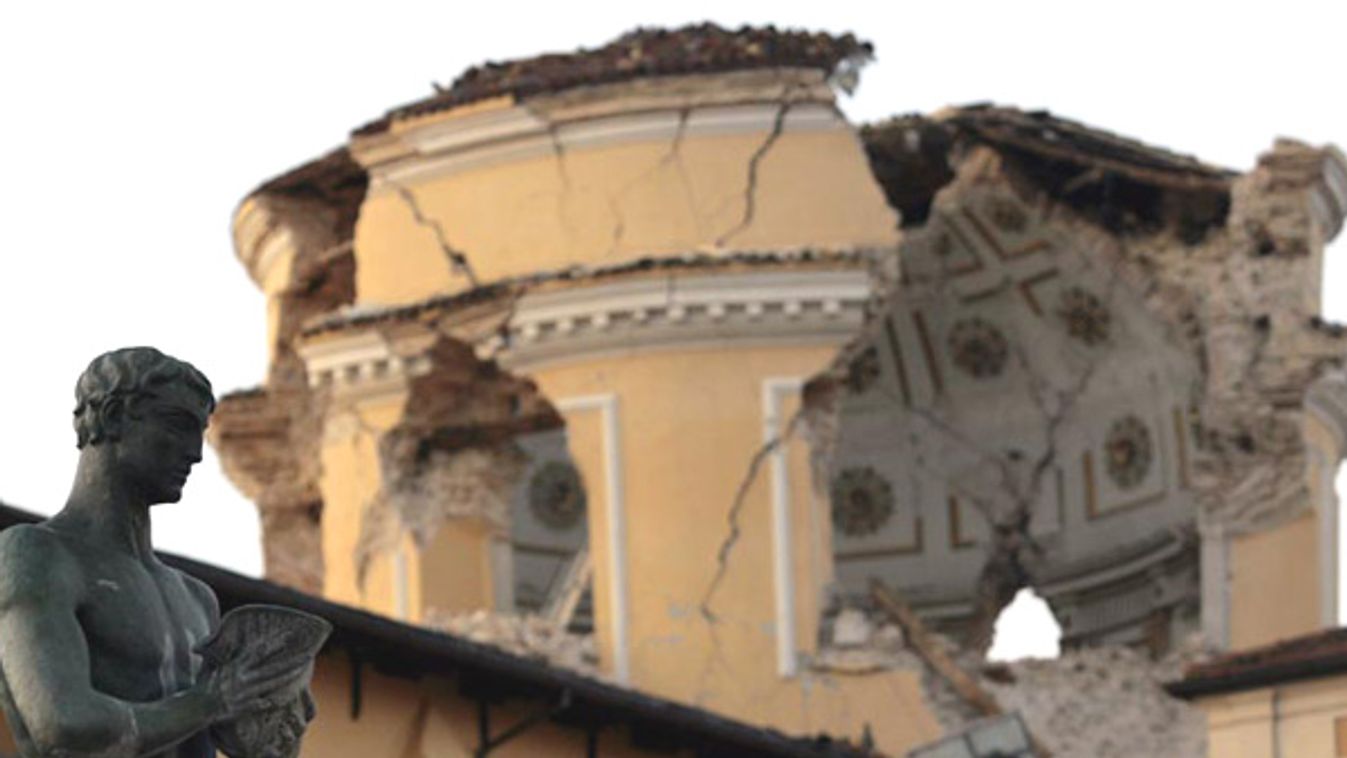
[987,588,1062,661]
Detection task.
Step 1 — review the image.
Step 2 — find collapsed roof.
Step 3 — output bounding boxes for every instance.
[354,23,873,135]
[862,104,1236,237]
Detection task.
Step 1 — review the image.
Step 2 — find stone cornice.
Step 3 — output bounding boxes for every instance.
[494,268,872,371]
[298,329,431,396]
[231,196,282,289]
[364,101,846,192]
[297,265,874,391]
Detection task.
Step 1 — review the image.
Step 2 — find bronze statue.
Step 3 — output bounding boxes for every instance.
[0,348,328,757]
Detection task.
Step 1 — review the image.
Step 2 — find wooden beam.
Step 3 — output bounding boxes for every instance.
[543,548,592,627]
[869,579,1052,757]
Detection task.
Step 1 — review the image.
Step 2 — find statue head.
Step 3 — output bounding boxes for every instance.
[74,347,215,504]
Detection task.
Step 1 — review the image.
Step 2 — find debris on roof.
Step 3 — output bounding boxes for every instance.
[863,105,1235,239]
[245,147,368,234]
[1168,627,1347,698]
[860,114,956,228]
[355,23,873,135]
[939,104,1233,189]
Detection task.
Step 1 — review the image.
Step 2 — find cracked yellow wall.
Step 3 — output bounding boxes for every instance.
[352,123,899,305]
[529,345,942,755]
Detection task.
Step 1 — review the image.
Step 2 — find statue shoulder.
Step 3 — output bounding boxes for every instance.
[0,525,79,606]
[0,524,72,566]
[177,570,221,624]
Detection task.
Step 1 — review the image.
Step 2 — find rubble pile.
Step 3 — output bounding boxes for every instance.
[980,647,1205,758]
[811,609,921,674]
[423,609,600,676]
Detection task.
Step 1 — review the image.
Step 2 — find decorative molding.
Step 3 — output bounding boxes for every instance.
[762,378,803,678]
[231,198,294,290]
[829,467,896,538]
[1036,531,1189,597]
[528,461,587,530]
[556,394,629,683]
[497,269,872,371]
[1102,415,1154,491]
[369,101,845,190]
[945,317,1009,379]
[1306,371,1347,456]
[298,332,431,395]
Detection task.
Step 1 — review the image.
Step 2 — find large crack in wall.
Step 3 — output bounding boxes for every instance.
[387,179,480,288]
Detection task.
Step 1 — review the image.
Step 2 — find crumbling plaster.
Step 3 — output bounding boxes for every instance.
[212,42,1347,755]
[810,119,1347,655]
[213,181,362,591]
[346,68,899,305]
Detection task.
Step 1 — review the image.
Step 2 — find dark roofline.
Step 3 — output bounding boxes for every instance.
[0,503,864,757]
[354,23,871,137]
[862,105,1235,239]
[938,104,1236,186]
[1167,628,1347,699]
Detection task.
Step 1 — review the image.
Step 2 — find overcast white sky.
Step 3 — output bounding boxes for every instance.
[0,1,1342,658]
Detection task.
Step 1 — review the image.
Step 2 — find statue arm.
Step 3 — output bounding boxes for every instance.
[0,528,219,758]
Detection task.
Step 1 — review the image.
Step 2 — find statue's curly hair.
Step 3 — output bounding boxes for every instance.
[73,347,215,449]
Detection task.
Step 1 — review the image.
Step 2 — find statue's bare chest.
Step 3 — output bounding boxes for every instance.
[75,557,214,701]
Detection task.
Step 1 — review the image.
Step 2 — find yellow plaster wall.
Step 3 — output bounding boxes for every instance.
[1229,510,1323,650]
[353,126,898,305]
[1199,676,1347,758]
[317,392,407,614]
[304,649,688,757]
[304,652,428,757]
[527,344,942,754]
[416,517,497,617]
[0,648,691,758]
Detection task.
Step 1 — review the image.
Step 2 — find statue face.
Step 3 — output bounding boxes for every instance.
[116,381,210,505]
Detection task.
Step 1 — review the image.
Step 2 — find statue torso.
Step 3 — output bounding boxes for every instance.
[13,524,217,758]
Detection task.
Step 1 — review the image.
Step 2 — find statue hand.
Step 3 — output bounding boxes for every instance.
[201,642,313,720]
[211,687,317,758]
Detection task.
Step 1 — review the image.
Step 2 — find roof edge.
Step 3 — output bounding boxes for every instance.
[0,502,865,757]
[354,23,872,137]
[1167,650,1347,699]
